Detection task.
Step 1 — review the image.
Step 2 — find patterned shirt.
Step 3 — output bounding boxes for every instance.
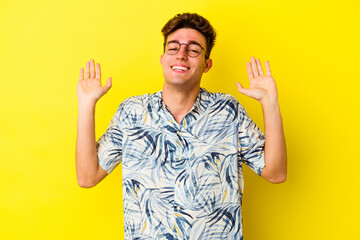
[97,88,265,239]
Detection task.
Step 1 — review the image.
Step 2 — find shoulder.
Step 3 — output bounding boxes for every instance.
[113,91,161,126]
[201,89,250,122]
[117,91,160,110]
[119,94,147,109]
[201,88,244,111]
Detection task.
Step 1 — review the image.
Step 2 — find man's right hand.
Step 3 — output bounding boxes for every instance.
[75,59,110,188]
[77,59,112,105]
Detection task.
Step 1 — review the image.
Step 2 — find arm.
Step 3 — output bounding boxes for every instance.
[76,59,112,188]
[236,57,287,183]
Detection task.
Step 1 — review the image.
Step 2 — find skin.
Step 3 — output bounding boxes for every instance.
[237,58,287,183]
[75,28,287,187]
[75,60,110,187]
[160,28,212,123]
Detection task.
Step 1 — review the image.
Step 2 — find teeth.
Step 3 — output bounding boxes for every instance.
[172,66,188,71]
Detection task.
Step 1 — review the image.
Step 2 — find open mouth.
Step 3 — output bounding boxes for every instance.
[171,65,190,72]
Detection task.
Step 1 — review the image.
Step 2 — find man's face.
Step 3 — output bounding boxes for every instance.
[160,28,212,90]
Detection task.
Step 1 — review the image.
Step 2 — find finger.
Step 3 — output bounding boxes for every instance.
[256,59,264,76]
[79,68,84,81]
[85,61,90,78]
[103,77,112,93]
[236,82,243,89]
[265,60,272,76]
[96,63,101,80]
[247,62,254,79]
[236,82,245,92]
[236,82,252,97]
[90,59,95,78]
[250,57,259,76]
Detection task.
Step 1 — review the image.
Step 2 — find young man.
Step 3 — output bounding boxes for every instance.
[76,13,286,239]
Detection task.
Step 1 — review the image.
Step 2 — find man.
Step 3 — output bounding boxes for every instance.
[76,13,286,239]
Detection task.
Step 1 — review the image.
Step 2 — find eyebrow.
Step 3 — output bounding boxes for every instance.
[166,40,202,47]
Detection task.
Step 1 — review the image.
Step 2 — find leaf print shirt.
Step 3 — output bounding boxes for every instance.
[97,88,265,240]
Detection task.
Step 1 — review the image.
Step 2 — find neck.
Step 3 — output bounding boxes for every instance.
[162,84,200,124]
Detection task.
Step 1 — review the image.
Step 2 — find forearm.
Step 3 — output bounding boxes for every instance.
[75,102,103,187]
[261,100,287,183]
[236,57,286,182]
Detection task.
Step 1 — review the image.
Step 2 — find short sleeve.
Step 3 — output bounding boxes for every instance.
[238,104,265,176]
[96,105,123,174]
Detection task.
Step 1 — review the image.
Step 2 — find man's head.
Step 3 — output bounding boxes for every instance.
[161,13,216,59]
[160,13,216,91]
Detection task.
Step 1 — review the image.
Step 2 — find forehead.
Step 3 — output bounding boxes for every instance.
[167,28,206,47]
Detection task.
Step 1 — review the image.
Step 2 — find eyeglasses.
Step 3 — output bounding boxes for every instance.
[164,41,208,58]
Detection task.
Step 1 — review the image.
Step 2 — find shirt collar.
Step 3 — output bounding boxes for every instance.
[150,88,210,114]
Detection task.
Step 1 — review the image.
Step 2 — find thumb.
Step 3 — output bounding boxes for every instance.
[236,82,252,97]
[103,77,112,93]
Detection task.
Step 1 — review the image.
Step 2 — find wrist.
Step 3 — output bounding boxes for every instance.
[260,96,279,109]
[78,100,97,110]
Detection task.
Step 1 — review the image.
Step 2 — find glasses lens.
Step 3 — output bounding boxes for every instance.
[165,42,180,55]
[187,43,202,57]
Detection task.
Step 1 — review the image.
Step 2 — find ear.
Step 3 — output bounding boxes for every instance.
[160,54,164,65]
[203,58,213,73]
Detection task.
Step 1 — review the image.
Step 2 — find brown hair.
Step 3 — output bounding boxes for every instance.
[161,13,216,59]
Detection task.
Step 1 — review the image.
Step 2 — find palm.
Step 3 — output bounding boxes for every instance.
[248,75,278,101]
[77,77,103,101]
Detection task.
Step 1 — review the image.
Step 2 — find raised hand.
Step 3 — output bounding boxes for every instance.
[77,59,112,105]
[236,57,278,106]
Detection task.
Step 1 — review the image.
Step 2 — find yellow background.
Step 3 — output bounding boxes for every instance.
[1,0,359,239]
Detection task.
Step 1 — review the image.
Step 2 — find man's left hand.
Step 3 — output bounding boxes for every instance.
[236,57,278,107]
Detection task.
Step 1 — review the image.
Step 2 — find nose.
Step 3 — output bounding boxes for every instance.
[176,44,188,60]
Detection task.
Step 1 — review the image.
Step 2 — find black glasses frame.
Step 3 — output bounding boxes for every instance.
[163,41,208,59]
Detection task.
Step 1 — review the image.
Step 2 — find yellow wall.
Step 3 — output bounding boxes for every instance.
[1,0,359,239]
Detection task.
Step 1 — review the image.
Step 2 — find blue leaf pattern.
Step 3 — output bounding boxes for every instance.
[97,88,265,239]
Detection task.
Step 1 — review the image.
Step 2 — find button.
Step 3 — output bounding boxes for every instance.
[177,206,180,211]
